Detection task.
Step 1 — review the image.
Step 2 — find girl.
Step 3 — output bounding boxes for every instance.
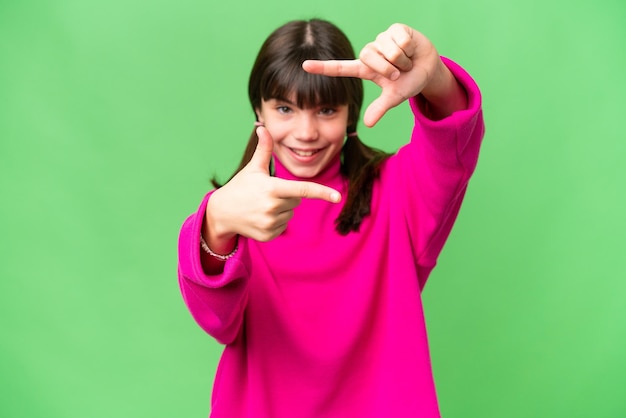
[178,19,484,417]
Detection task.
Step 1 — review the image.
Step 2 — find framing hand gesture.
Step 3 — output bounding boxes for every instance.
[303,23,466,125]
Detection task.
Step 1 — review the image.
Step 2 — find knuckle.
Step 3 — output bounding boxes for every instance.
[387,48,404,62]
[360,44,376,61]
[258,218,273,230]
[258,232,273,242]
[261,199,279,214]
[285,211,295,221]
[298,184,309,199]
[255,231,273,242]
[397,36,412,52]
[257,226,284,242]
[262,181,278,196]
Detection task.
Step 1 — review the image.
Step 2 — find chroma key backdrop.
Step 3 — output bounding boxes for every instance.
[1,0,625,417]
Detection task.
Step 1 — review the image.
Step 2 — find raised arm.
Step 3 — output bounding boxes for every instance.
[306,24,484,289]
[202,126,341,273]
[179,127,342,344]
[303,23,467,125]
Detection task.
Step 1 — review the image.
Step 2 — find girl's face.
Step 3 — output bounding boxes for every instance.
[256,96,349,178]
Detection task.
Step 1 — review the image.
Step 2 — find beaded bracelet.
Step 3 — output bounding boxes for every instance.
[200,235,238,261]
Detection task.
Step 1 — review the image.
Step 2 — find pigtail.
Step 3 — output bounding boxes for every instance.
[336,135,391,235]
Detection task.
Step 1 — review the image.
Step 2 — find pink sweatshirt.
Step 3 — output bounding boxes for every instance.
[178,58,484,417]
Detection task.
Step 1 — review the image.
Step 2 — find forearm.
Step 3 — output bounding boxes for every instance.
[178,268,249,344]
[178,194,251,344]
[390,57,483,290]
[201,191,238,274]
[418,57,469,120]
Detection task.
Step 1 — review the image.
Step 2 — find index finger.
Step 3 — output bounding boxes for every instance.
[302,59,374,80]
[272,177,341,203]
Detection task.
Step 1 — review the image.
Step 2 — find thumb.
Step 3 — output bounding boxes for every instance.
[247,126,274,173]
[363,91,404,127]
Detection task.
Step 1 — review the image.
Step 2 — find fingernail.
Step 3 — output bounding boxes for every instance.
[331,192,341,203]
[391,70,400,80]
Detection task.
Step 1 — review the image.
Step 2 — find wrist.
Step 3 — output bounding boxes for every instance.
[200,234,239,261]
[204,192,238,253]
[419,59,468,119]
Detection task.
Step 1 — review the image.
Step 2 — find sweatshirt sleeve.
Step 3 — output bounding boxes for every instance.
[393,56,485,289]
[177,192,251,345]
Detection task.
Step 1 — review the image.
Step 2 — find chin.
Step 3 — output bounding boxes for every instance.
[289,167,321,179]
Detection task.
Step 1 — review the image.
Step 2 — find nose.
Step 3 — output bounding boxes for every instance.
[293,113,319,142]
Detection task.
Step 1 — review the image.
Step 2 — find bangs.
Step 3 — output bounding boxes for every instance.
[261,50,350,108]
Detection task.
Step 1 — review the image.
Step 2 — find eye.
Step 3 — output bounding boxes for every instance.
[276,106,292,114]
[319,107,336,116]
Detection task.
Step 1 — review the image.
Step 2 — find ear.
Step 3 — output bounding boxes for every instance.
[254,108,263,123]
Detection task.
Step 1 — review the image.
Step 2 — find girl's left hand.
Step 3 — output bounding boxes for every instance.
[303,23,466,126]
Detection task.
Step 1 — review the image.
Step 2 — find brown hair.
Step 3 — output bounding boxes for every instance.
[213,19,391,235]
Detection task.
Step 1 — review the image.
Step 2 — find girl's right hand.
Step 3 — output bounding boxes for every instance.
[203,126,341,252]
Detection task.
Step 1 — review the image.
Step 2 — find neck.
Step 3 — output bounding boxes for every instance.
[273,153,344,187]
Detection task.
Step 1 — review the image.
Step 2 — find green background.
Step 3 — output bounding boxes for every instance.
[1,0,625,416]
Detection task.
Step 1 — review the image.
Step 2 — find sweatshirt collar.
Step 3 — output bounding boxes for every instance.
[272,152,344,189]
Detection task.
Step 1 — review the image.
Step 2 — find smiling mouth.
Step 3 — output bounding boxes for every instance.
[290,148,321,157]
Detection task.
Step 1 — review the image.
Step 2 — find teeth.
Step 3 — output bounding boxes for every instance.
[292,149,318,157]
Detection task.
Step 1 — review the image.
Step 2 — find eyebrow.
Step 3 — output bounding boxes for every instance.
[271,97,296,106]
[268,96,340,109]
